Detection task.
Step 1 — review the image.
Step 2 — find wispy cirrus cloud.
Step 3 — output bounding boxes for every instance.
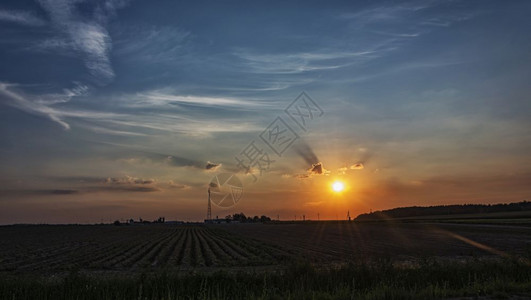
[78,124,148,136]
[337,2,430,25]
[130,90,270,109]
[35,0,130,84]
[332,1,479,62]
[113,25,191,63]
[0,9,46,26]
[0,82,119,130]
[105,114,262,136]
[234,50,375,74]
[1,82,264,134]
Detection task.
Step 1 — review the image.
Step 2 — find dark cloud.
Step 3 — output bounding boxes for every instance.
[292,162,329,179]
[308,162,325,175]
[293,141,319,166]
[100,175,158,192]
[90,186,158,193]
[0,189,79,196]
[144,152,221,171]
[350,163,364,170]
[163,154,204,168]
[167,181,191,190]
[50,176,107,184]
[205,161,221,171]
[292,141,329,177]
[105,176,155,185]
[1,175,161,195]
[50,189,78,195]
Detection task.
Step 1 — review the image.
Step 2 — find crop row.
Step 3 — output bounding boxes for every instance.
[0,225,293,272]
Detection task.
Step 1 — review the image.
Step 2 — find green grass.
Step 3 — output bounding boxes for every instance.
[1,258,530,300]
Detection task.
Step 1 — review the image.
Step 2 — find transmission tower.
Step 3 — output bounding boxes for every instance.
[207,188,212,220]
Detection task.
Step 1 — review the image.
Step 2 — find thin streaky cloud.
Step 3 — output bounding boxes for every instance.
[79,124,148,137]
[1,83,265,135]
[234,50,374,74]
[336,1,435,24]
[133,91,271,108]
[113,25,191,62]
[0,82,71,129]
[36,0,129,84]
[0,9,46,26]
[106,116,263,136]
[0,83,121,130]
[370,30,422,38]
[345,59,467,83]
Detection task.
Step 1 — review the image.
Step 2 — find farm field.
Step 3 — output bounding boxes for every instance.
[0,225,292,273]
[0,222,530,274]
[0,222,530,299]
[220,222,531,262]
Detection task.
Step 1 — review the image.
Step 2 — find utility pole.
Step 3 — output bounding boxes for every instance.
[207,188,212,220]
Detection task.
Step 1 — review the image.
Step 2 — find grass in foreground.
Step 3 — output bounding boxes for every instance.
[0,258,530,300]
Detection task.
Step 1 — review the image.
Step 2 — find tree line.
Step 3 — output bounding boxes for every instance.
[355,200,531,221]
[223,213,271,223]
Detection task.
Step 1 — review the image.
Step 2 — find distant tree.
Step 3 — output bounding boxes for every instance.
[233,213,249,222]
[227,213,272,223]
[260,215,271,222]
[355,200,531,221]
[113,220,121,226]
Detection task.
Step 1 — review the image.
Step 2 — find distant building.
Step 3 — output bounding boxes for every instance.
[205,217,228,224]
[165,221,185,225]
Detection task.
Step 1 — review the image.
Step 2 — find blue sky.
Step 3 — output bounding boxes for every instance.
[1,0,530,223]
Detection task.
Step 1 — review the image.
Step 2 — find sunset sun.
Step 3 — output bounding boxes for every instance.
[332,181,345,192]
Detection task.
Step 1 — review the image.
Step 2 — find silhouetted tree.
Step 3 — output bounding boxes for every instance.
[260,215,271,222]
[355,201,531,221]
[227,212,272,223]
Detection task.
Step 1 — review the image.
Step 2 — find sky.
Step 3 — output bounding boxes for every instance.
[0,0,530,224]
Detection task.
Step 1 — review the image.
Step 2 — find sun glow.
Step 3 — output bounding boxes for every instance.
[332,181,345,192]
